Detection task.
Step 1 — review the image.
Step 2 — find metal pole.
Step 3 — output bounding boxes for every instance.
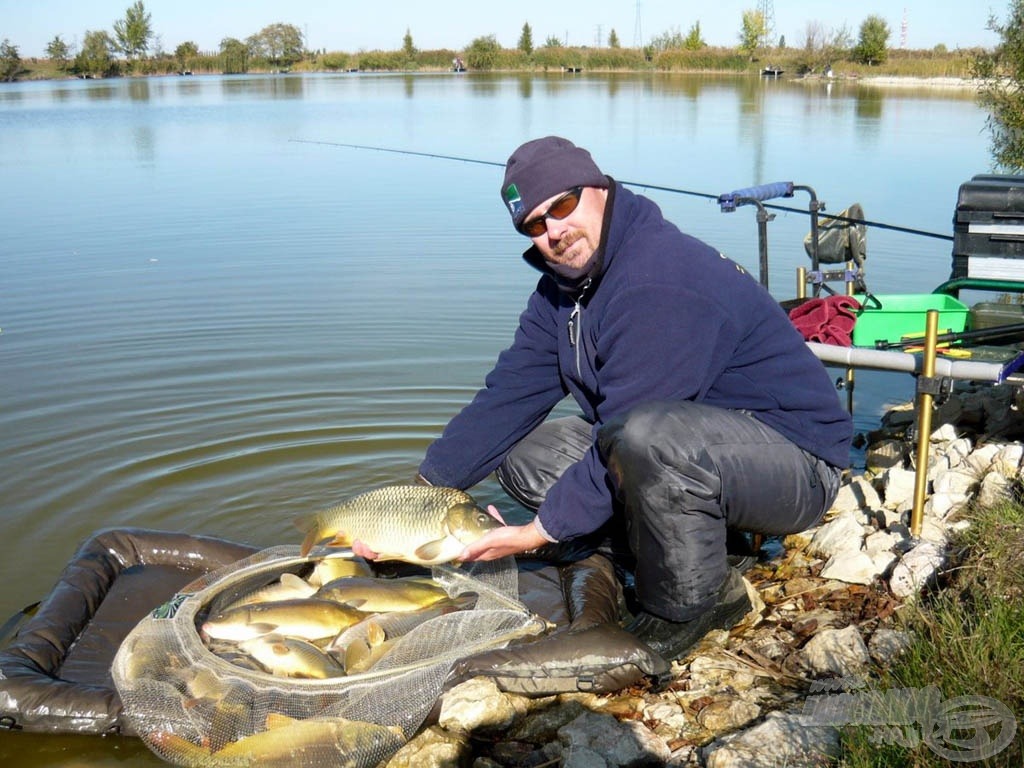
[756,206,770,291]
[910,309,939,537]
[796,266,806,299]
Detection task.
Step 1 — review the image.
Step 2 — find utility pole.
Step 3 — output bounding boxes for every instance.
[900,8,908,49]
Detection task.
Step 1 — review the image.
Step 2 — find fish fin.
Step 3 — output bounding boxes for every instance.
[248,622,278,635]
[299,528,323,557]
[413,538,449,563]
[264,712,298,730]
[344,639,371,673]
[279,572,314,593]
[366,620,386,647]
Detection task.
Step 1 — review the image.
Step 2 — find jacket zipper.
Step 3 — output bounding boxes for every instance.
[567,278,591,377]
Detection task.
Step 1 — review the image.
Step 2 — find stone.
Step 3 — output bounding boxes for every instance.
[964,443,1001,474]
[439,677,519,734]
[695,697,762,734]
[863,530,898,555]
[977,472,1013,507]
[868,628,913,665]
[992,443,1024,478]
[819,550,881,585]
[830,477,882,514]
[879,467,917,511]
[384,725,469,768]
[799,625,871,678]
[889,541,946,598]
[702,711,841,768]
[558,710,671,767]
[807,512,865,558]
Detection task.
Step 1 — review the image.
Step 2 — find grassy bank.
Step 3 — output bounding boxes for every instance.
[11,44,984,81]
[839,500,1024,766]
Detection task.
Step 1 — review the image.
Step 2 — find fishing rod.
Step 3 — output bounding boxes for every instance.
[290,139,954,242]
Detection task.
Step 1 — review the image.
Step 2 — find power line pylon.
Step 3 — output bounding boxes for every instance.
[758,0,776,48]
[633,0,643,48]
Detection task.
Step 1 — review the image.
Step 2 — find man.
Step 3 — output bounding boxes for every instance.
[415,136,852,661]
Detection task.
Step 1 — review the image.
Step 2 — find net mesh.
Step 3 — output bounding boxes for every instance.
[112,546,545,767]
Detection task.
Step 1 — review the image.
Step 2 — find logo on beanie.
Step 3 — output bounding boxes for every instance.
[504,183,523,220]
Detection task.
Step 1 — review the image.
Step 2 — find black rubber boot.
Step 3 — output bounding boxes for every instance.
[625,568,752,661]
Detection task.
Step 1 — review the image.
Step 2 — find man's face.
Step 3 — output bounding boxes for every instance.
[524,186,608,274]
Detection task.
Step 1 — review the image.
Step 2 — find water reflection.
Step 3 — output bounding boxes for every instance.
[218,72,306,99]
[853,87,883,120]
[127,78,150,101]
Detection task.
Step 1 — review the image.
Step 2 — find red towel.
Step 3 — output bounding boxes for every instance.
[788,295,861,346]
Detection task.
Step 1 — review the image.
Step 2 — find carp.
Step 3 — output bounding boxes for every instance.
[201,598,367,642]
[296,485,501,565]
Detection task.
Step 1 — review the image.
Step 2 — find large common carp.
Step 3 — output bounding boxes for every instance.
[296,485,502,565]
[315,576,449,612]
[201,598,367,642]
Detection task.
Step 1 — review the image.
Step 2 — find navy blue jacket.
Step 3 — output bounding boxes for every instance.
[420,181,852,541]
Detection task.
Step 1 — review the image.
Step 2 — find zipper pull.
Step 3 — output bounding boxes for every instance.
[568,305,579,347]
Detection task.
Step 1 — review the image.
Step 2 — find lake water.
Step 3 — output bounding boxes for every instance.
[0,71,993,765]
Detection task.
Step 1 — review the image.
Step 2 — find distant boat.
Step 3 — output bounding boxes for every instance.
[762,66,783,77]
[452,57,466,73]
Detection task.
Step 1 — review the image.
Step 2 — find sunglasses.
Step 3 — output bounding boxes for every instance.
[519,186,584,237]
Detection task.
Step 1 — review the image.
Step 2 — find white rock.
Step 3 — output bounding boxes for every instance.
[559,711,671,767]
[800,625,871,678]
[819,550,880,585]
[932,467,977,496]
[965,443,1001,475]
[438,677,518,733]
[879,467,916,510]
[992,443,1024,478]
[696,698,762,734]
[926,452,952,483]
[863,530,897,555]
[943,436,974,468]
[929,423,959,445]
[889,541,946,598]
[977,472,1013,507]
[703,711,840,768]
[807,513,865,559]
[917,517,948,546]
[869,550,898,577]
[926,492,958,519]
[830,477,882,514]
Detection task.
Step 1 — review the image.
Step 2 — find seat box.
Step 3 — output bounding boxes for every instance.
[969,301,1024,330]
[852,293,969,347]
[952,174,1024,279]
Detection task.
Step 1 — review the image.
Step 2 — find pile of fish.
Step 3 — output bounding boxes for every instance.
[199,554,474,678]
[149,712,406,767]
[197,484,503,679]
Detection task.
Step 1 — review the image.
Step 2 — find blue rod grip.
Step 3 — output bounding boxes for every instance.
[718,181,794,211]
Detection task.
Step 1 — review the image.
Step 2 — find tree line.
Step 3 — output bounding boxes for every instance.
[2,1,1023,169]
[0,2,958,81]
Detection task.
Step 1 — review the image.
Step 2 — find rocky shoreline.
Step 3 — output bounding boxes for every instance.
[385,381,1023,767]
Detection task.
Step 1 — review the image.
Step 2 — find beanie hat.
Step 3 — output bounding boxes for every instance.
[501,136,608,230]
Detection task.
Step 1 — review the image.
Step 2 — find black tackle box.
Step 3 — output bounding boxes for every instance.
[952,174,1024,280]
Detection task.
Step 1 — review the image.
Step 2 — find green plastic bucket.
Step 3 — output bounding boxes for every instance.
[851,294,970,347]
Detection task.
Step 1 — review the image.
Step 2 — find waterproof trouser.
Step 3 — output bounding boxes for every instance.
[496,400,841,622]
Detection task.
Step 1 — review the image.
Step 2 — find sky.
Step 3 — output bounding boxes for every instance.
[0,0,1004,59]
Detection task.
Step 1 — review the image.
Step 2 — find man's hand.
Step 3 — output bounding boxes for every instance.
[458,506,548,562]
